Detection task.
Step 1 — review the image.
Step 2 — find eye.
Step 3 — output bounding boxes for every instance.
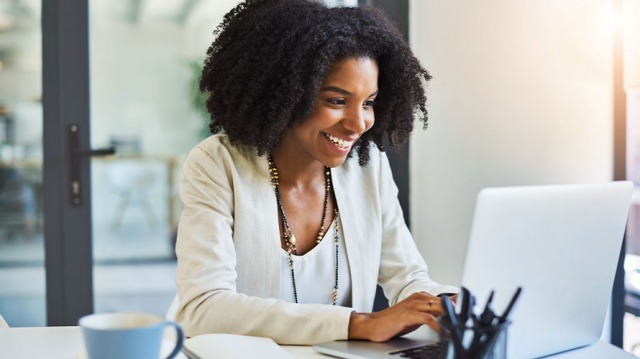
[363,99,377,109]
[327,98,346,106]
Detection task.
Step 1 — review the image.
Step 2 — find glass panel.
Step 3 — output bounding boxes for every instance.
[624,88,640,355]
[0,0,45,326]
[89,0,242,316]
[623,2,640,353]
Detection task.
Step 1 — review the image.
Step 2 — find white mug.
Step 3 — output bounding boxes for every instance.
[79,312,184,359]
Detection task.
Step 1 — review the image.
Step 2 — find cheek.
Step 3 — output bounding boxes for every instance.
[312,108,342,128]
[365,113,375,131]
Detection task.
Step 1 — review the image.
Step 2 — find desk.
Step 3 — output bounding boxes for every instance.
[0,326,323,359]
[0,326,634,359]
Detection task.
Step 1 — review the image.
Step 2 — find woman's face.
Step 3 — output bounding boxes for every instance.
[282,57,379,168]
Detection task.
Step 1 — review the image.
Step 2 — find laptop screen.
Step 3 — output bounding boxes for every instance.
[461,182,633,359]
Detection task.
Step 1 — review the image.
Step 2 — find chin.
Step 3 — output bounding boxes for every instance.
[320,154,349,168]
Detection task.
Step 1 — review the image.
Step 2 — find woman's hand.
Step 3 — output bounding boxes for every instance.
[348,292,449,342]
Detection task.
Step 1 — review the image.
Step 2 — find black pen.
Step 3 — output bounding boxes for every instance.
[479,290,496,326]
[459,287,473,327]
[440,318,467,357]
[474,323,504,359]
[441,295,459,329]
[475,287,522,358]
[499,287,523,323]
[469,290,496,355]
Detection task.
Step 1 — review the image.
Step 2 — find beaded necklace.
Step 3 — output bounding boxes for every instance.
[267,153,340,305]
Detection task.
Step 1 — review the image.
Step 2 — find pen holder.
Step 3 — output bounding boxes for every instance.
[439,320,510,359]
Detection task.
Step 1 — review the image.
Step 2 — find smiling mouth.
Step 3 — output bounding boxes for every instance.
[322,132,354,149]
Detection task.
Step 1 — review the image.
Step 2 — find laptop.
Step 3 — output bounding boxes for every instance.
[314,181,633,359]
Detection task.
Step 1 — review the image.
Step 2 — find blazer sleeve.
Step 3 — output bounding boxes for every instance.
[174,143,353,344]
[375,152,459,305]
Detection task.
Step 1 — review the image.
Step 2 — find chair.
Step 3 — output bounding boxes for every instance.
[108,160,158,228]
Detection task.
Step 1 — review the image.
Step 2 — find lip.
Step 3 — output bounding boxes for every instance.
[321,133,353,154]
[321,132,359,150]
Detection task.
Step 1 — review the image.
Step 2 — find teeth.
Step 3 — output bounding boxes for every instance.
[323,133,352,149]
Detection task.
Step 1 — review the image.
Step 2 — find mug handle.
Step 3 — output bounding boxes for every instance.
[163,321,185,359]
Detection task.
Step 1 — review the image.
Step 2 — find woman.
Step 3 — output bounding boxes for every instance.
[175,0,458,345]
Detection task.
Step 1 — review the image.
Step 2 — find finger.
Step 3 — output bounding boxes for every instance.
[418,291,440,300]
[401,293,446,316]
[399,312,440,333]
[419,313,441,333]
[420,299,444,317]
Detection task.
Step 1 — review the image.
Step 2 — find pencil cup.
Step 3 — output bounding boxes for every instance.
[79,312,184,359]
[439,320,510,359]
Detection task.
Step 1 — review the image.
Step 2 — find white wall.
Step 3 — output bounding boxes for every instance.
[409,0,615,285]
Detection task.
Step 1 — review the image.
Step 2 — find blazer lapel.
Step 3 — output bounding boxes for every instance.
[333,165,370,312]
[249,154,282,299]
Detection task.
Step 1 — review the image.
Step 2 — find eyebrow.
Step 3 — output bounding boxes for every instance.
[320,86,378,98]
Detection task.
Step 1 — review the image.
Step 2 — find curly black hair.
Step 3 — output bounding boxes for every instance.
[200,0,431,165]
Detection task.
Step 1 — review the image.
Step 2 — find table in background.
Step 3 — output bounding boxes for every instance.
[95,155,183,228]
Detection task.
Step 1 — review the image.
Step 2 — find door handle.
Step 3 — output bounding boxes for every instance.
[69,124,116,205]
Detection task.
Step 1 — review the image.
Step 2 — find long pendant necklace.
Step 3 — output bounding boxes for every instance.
[268,153,340,305]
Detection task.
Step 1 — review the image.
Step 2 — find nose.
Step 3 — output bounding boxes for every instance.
[343,105,372,134]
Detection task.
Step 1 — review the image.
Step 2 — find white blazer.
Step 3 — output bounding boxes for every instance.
[175,134,458,344]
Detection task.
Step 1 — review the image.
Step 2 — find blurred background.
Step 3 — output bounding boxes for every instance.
[2,0,640,356]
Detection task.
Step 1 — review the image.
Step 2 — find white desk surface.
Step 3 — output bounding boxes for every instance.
[0,326,322,359]
[0,326,635,359]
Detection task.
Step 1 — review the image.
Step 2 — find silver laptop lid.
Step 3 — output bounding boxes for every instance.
[461,181,633,359]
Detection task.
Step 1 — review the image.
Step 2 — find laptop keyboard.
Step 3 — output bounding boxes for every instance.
[388,343,441,359]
